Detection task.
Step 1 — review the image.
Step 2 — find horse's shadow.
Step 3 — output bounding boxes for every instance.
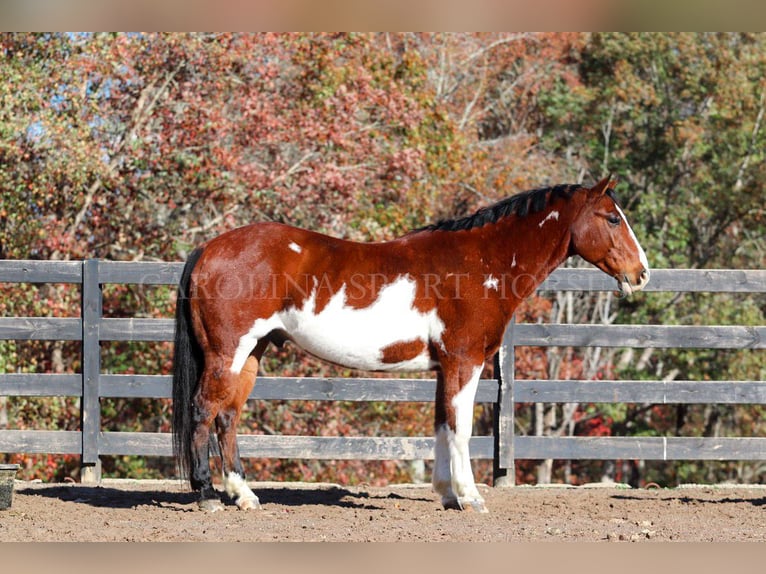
[17,484,434,512]
[611,493,766,508]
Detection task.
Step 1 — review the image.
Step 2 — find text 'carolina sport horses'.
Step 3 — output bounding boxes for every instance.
[172,177,650,513]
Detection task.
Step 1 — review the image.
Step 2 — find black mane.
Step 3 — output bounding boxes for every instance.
[416,183,594,233]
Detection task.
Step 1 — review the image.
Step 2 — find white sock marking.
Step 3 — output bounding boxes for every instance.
[432,424,454,501]
[223,471,258,503]
[448,365,484,502]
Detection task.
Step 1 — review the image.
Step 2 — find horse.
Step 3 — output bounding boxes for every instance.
[171,176,649,513]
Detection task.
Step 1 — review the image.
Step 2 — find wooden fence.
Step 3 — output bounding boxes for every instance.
[0,260,764,484]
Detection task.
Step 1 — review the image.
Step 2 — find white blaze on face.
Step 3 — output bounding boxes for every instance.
[538,210,560,228]
[230,276,445,374]
[614,203,650,292]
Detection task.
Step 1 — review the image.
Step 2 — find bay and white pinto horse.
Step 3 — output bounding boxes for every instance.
[172,177,649,512]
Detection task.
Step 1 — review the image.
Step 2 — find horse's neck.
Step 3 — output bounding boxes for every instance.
[480,210,573,288]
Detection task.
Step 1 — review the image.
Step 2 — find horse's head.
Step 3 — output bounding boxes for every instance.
[570,177,650,296]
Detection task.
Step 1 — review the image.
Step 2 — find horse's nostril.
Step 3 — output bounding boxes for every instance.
[640,268,649,282]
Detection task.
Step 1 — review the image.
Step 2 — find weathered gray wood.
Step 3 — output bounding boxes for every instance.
[515,436,766,461]
[98,374,500,403]
[250,377,499,403]
[636,268,766,293]
[514,324,766,349]
[80,259,101,478]
[97,260,183,285]
[93,375,766,405]
[98,318,766,350]
[665,437,766,460]
[493,316,515,485]
[516,436,666,460]
[0,260,83,283]
[541,268,766,293]
[99,374,171,398]
[515,380,766,404]
[1,261,764,294]
[98,318,175,341]
[0,317,82,341]
[0,430,81,454]
[98,432,495,460]
[0,373,82,397]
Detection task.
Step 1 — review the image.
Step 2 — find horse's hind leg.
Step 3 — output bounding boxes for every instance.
[216,355,261,510]
[190,365,225,511]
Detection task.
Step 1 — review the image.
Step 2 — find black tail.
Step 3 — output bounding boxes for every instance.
[171,246,205,482]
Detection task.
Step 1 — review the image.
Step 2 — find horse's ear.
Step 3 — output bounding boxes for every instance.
[591,175,616,196]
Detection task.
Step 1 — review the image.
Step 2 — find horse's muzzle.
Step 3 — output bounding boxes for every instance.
[616,268,650,297]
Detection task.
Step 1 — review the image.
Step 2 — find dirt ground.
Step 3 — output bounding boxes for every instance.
[0,479,764,542]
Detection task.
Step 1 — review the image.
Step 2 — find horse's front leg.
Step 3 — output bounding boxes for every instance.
[432,359,488,513]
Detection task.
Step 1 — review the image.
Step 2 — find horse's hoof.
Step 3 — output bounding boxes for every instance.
[442,496,489,513]
[461,498,489,513]
[237,497,261,511]
[198,498,225,512]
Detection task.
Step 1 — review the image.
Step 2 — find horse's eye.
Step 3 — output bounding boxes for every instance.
[607,214,621,226]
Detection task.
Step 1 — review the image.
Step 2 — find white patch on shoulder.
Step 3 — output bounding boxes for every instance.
[288,242,302,254]
[483,274,499,291]
[231,275,444,374]
[538,210,560,228]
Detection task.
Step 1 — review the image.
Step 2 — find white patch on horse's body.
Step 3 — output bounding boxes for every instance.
[288,242,302,254]
[230,275,444,374]
[223,471,260,510]
[230,315,284,374]
[483,274,499,291]
[511,254,517,268]
[538,210,560,228]
[432,365,487,512]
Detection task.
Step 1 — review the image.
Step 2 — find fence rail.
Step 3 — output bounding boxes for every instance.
[1,260,765,484]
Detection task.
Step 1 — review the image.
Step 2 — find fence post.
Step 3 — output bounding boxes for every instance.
[493,315,515,487]
[80,259,101,483]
